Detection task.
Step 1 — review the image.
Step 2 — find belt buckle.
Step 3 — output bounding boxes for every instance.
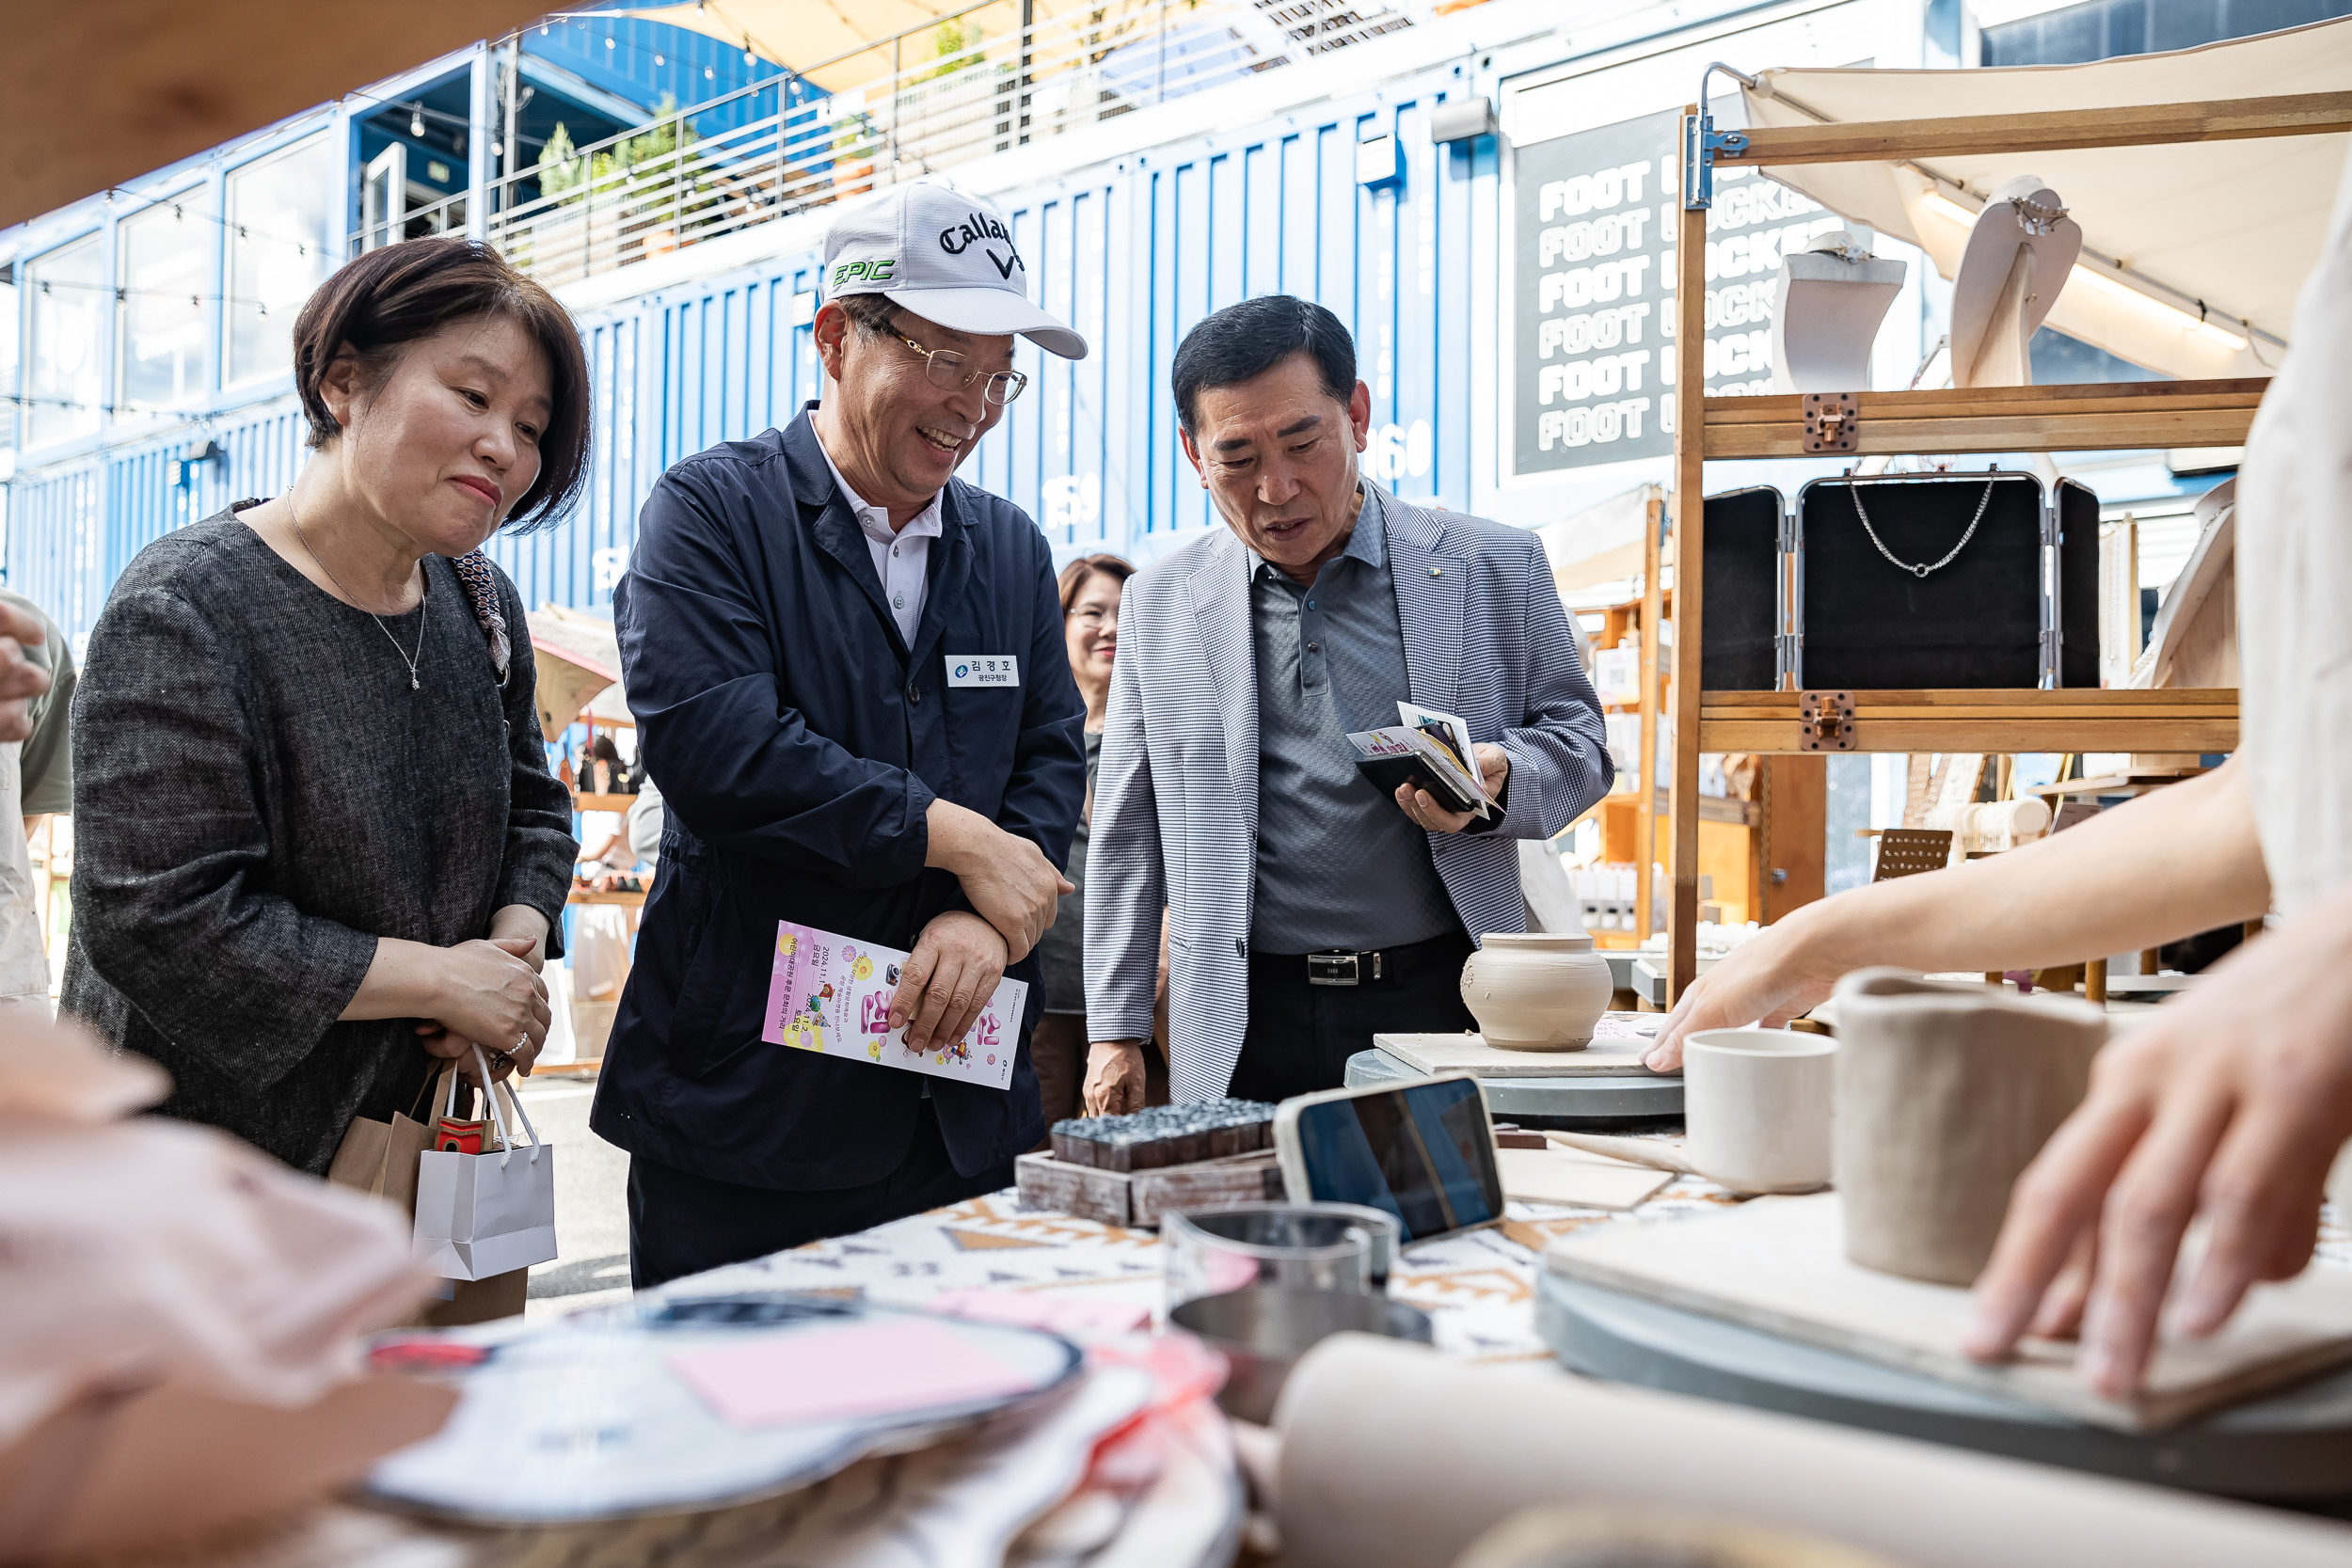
[1308,952,1360,987]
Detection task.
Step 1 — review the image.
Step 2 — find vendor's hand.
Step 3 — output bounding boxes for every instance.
[0,601,51,745]
[416,936,548,1082]
[1394,744,1510,834]
[1084,1040,1148,1116]
[891,911,1007,1052]
[1642,902,1849,1072]
[1963,905,2352,1398]
[928,801,1073,962]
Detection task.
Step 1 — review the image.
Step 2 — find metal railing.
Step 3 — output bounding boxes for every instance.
[353,0,1429,286]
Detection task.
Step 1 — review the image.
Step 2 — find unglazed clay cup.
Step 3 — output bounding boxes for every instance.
[1832,968,2106,1286]
[1460,932,1613,1052]
[1682,1027,1837,1195]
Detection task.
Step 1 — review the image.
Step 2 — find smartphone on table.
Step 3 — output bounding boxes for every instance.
[1272,1074,1505,1245]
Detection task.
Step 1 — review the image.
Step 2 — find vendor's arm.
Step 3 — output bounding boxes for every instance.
[1963,887,2352,1397]
[619,467,942,886]
[1082,611,1165,1115]
[1644,757,2269,1072]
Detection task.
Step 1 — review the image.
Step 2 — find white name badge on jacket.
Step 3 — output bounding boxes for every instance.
[946,656,1020,689]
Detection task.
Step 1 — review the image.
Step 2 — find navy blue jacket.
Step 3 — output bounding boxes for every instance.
[591,410,1086,1190]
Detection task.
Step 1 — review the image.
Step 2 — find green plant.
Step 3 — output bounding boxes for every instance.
[536,120,585,198]
[832,114,880,162]
[536,95,703,207]
[918,16,985,81]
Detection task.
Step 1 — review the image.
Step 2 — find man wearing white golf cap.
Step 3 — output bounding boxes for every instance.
[596,184,1093,1284]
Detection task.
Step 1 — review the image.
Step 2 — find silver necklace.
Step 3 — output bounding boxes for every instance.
[1849,477,2000,578]
[286,493,429,690]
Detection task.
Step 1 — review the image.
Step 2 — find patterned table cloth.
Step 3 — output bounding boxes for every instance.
[653,1169,1753,1360]
[662,1160,2352,1362]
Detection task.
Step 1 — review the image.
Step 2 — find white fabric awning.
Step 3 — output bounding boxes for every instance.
[1739,19,2352,381]
[528,604,631,741]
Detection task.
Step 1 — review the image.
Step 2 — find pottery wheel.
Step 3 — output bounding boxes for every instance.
[1345,1044,1683,1127]
[1535,1269,2352,1507]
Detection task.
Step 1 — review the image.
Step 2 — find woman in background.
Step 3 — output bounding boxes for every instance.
[578,733,636,796]
[63,238,586,1176]
[1029,555,1135,1128]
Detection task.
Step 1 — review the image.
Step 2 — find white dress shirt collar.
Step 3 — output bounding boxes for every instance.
[814,425,944,645]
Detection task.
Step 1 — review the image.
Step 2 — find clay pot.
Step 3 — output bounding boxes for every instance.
[1832,968,2106,1285]
[1458,933,1613,1052]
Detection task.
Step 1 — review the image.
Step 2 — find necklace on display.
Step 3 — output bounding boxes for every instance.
[287,492,429,690]
[1849,476,1999,579]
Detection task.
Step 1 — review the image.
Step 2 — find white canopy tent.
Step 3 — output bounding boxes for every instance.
[1737,18,2352,382]
[526,605,631,743]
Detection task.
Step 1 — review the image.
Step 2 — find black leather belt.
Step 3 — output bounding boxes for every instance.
[1254,930,1470,989]
[1306,950,1385,987]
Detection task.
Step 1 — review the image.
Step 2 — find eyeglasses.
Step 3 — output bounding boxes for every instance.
[895,331,1028,406]
[1068,605,1118,628]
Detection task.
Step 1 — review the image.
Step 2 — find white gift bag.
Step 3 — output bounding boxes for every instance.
[412,1048,557,1282]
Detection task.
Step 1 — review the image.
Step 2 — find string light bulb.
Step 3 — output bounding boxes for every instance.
[410,110,425,137]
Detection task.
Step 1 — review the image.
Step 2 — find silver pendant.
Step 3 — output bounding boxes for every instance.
[410,674,421,690]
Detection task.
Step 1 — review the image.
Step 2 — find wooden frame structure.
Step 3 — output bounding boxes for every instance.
[1654,93,2320,1000]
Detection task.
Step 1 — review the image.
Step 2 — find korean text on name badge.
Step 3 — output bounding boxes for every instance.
[946,656,1021,689]
[762,920,1025,1091]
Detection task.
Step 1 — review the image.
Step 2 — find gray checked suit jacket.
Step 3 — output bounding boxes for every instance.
[1083,494,1614,1101]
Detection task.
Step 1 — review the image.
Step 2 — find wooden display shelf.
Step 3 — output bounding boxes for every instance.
[1716,92,2352,167]
[573,792,638,813]
[567,887,648,907]
[2028,768,2212,799]
[1695,689,2239,754]
[1701,379,2266,459]
[1659,89,2275,1003]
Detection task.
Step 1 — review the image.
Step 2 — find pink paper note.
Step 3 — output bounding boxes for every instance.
[667,1319,1041,1429]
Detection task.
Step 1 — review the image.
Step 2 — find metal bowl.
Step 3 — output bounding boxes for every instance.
[1168,1202,1402,1287]
[1168,1286,1435,1425]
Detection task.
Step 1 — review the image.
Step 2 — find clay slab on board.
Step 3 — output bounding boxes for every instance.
[1376,1023,1670,1081]
[1542,1193,2352,1433]
[1495,1147,1674,1211]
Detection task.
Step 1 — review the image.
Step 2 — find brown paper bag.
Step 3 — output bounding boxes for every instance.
[328,1066,531,1327]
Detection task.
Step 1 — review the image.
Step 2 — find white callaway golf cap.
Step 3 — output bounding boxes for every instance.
[822,183,1088,360]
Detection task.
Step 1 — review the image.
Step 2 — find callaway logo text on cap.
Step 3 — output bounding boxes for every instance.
[820,183,1087,360]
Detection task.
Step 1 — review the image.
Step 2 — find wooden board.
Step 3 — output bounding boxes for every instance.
[1718,93,2352,166]
[1012,1149,1285,1229]
[1375,1025,1668,1080]
[1495,1147,1674,1211]
[1543,1194,2352,1433]
[1697,688,2239,754]
[1699,379,2268,460]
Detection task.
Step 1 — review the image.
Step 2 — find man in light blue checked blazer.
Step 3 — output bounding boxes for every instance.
[1082,296,1614,1111]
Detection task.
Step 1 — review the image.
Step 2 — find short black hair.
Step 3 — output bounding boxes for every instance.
[1171,294,1356,435]
[293,238,590,531]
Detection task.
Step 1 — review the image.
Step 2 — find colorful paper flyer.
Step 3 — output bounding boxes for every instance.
[760,920,1025,1090]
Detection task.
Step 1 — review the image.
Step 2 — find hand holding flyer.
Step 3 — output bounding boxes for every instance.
[761,921,1025,1091]
[1344,702,1497,819]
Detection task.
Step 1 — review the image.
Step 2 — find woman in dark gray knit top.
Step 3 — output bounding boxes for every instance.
[63,240,588,1175]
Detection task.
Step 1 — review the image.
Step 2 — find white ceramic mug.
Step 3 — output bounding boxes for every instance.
[1682,1027,1837,1194]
